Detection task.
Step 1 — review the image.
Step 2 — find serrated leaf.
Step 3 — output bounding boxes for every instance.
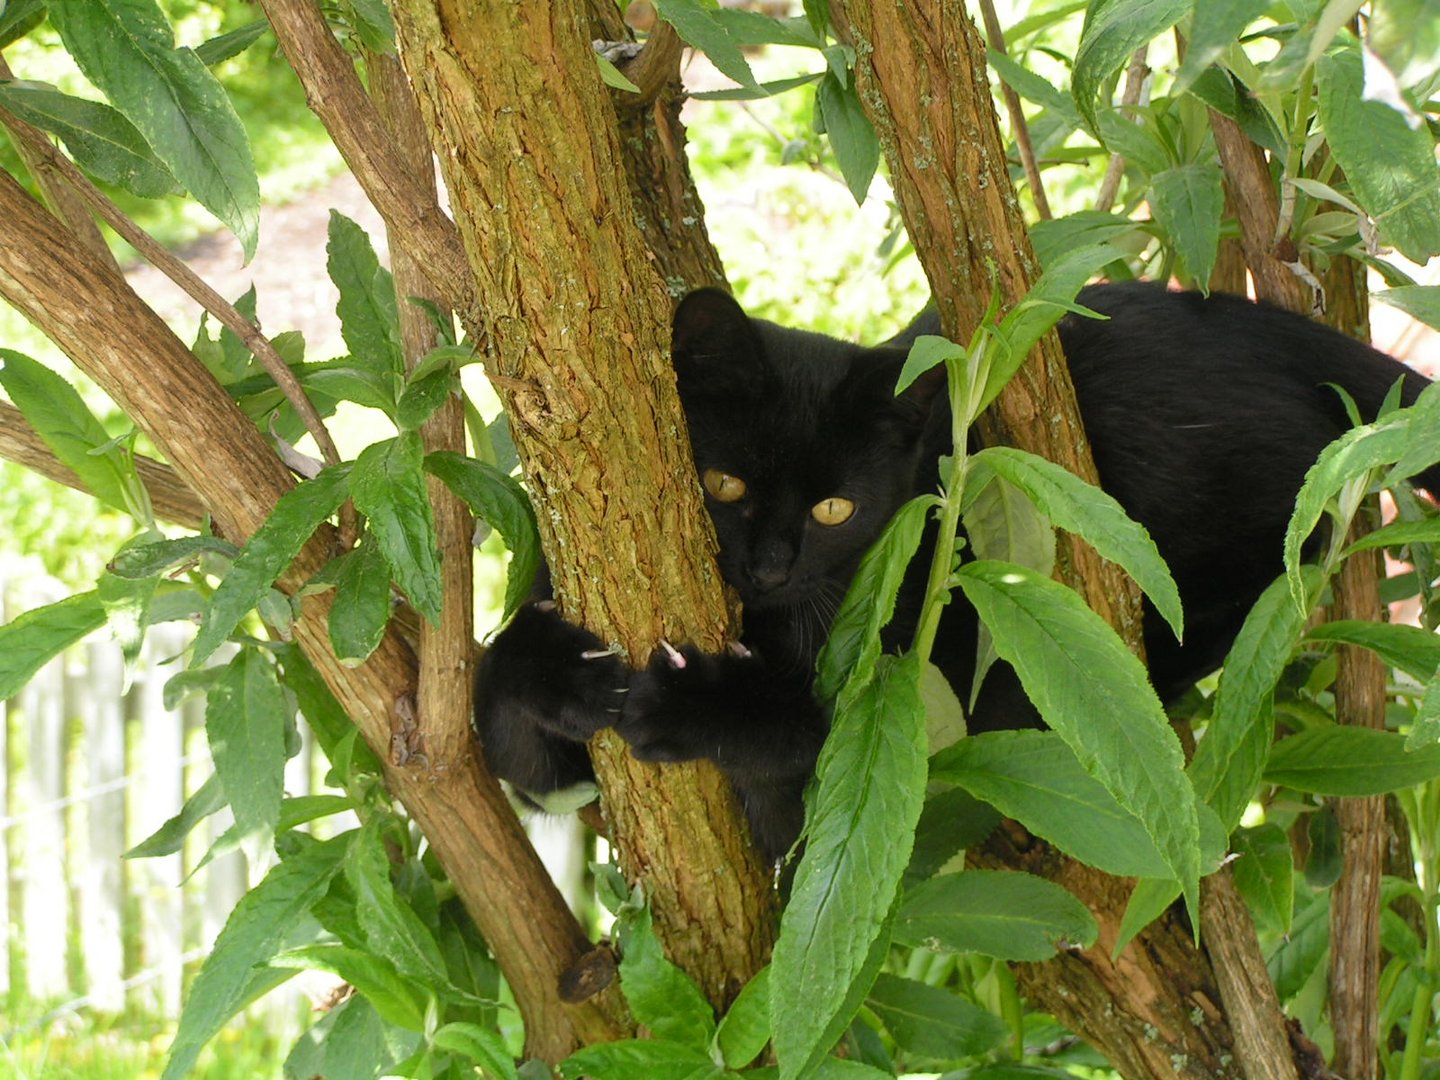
[1268,891,1330,1003]
[1316,46,1440,261]
[1231,824,1294,935]
[814,496,933,704]
[1265,726,1440,794]
[431,1023,517,1080]
[192,463,352,664]
[1028,211,1143,270]
[1408,676,1440,749]
[713,965,770,1070]
[1188,567,1323,830]
[48,0,259,258]
[1173,0,1271,93]
[772,653,926,1080]
[932,730,1175,878]
[269,944,428,1031]
[0,591,107,700]
[124,772,227,859]
[327,211,403,398]
[560,1039,732,1080]
[964,447,1181,639]
[893,870,1097,961]
[162,834,349,1080]
[1341,515,1440,555]
[1148,163,1225,288]
[816,72,879,204]
[347,820,450,989]
[108,535,238,579]
[1071,0,1190,132]
[395,365,455,432]
[329,540,393,664]
[904,787,1001,887]
[618,904,716,1050]
[206,648,286,857]
[655,0,760,91]
[424,451,539,620]
[895,335,963,396]
[711,6,820,47]
[955,561,1200,921]
[0,80,178,197]
[194,20,270,67]
[350,435,442,625]
[0,349,143,516]
[1305,620,1440,683]
[865,973,1007,1060]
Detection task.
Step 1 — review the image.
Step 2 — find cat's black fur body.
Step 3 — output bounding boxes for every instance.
[474,281,1440,859]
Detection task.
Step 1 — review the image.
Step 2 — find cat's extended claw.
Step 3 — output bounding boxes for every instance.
[658,638,688,669]
[727,641,752,660]
[581,645,622,660]
[535,600,558,613]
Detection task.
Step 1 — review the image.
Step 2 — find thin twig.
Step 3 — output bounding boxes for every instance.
[977,0,1051,220]
[0,101,345,475]
[1095,45,1150,214]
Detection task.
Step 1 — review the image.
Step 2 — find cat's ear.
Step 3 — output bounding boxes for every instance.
[671,289,763,374]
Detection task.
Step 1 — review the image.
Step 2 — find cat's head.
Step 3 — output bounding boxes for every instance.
[670,289,945,617]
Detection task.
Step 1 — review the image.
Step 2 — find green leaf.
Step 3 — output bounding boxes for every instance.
[1408,676,1440,750]
[986,49,1082,125]
[162,834,349,1080]
[596,53,642,94]
[896,335,963,396]
[1284,417,1410,612]
[327,211,403,400]
[328,540,393,664]
[0,80,178,197]
[1114,878,1181,953]
[689,72,824,102]
[424,451,540,620]
[710,6,821,47]
[1148,163,1225,288]
[1028,211,1143,270]
[1265,726,1440,794]
[1269,891,1330,1003]
[904,787,1001,887]
[618,904,716,1050]
[1341,515,1440,555]
[1384,381,1440,490]
[772,654,926,1080]
[1369,0,1440,87]
[108,535,238,579]
[1305,620,1440,683]
[125,772,226,859]
[395,365,455,432]
[1071,0,1190,132]
[964,447,1182,639]
[1173,0,1271,92]
[1188,567,1323,830]
[560,1039,732,1080]
[814,495,933,704]
[346,821,450,989]
[0,0,46,48]
[206,648,286,856]
[0,349,144,516]
[0,591,107,700]
[1304,805,1343,888]
[893,870,1097,961]
[344,0,396,55]
[48,0,259,259]
[272,643,380,773]
[816,72,879,204]
[431,1023,517,1080]
[192,463,352,664]
[1231,824,1294,935]
[654,0,760,91]
[1316,47,1440,261]
[932,730,1175,878]
[350,435,443,625]
[713,965,770,1070]
[955,561,1200,921]
[194,20,270,67]
[269,944,428,1031]
[865,973,1007,1060]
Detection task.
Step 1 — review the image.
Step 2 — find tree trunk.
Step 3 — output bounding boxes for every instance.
[827,4,1299,1078]
[385,0,776,1008]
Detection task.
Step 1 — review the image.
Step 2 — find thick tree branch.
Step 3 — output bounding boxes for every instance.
[0,168,626,1060]
[388,0,775,1007]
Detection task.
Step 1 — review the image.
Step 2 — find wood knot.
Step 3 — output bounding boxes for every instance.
[559,944,618,1004]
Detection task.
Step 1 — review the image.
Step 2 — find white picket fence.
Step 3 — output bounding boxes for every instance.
[0,573,320,1025]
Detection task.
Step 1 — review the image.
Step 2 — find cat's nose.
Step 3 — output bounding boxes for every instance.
[750,540,794,592]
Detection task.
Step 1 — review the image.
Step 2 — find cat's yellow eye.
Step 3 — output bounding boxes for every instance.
[812,497,855,526]
[703,469,747,502]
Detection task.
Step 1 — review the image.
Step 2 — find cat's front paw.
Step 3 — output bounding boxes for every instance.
[617,640,752,764]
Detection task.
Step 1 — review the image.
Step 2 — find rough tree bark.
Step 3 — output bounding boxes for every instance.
[827,4,1299,1078]
[384,0,776,1008]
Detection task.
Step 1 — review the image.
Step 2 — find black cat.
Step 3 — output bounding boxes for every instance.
[474,281,1440,860]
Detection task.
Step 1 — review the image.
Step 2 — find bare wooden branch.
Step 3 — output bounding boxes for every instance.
[1095,46,1149,215]
[976,0,1052,220]
[0,105,345,474]
[0,167,627,1060]
[0,401,206,529]
[255,0,481,332]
